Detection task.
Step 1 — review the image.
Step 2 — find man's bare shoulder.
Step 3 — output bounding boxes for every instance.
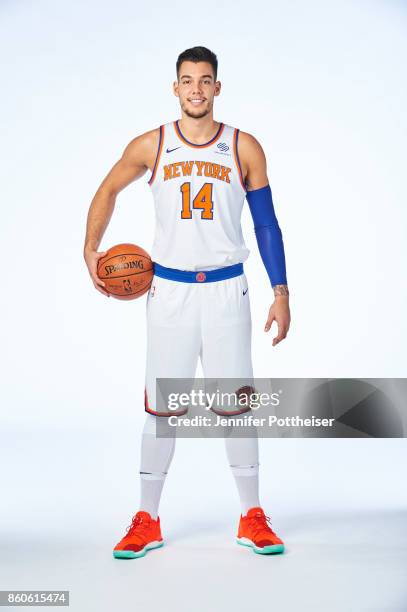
[236,131,267,187]
[122,127,161,166]
[238,130,266,158]
[135,127,161,147]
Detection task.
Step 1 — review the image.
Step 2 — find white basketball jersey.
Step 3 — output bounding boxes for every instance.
[148,120,250,271]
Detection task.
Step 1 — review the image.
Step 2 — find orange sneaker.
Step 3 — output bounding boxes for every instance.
[237,507,285,554]
[113,511,164,559]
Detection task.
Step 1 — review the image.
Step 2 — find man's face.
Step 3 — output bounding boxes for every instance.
[173,61,221,119]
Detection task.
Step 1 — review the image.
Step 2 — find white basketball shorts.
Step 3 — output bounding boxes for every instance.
[143,271,254,417]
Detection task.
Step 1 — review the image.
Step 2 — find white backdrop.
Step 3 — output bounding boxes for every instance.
[1,1,406,611]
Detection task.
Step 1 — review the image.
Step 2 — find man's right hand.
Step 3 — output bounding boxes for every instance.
[83,248,110,297]
[82,128,160,299]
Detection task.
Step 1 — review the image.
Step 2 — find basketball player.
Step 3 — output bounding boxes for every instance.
[83,46,290,558]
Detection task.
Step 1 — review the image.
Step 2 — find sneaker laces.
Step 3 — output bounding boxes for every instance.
[247,511,276,538]
[126,513,151,537]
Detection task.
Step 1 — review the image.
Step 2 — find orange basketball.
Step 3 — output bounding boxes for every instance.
[97,243,153,300]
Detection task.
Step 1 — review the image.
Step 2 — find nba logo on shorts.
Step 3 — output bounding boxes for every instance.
[196,272,206,282]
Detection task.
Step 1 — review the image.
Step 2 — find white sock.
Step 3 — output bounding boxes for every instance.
[139,414,175,520]
[224,435,261,515]
[139,474,167,521]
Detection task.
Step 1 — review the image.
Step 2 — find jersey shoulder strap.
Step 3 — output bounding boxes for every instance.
[224,123,246,192]
[147,124,165,186]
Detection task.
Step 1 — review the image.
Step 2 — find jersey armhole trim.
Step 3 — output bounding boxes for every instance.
[148,125,164,186]
[233,128,247,193]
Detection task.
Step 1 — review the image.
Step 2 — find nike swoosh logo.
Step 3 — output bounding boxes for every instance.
[243,288,248,295]
[166,146,182,153]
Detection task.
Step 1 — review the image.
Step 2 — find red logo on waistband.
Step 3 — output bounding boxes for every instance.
[196,272,206,282]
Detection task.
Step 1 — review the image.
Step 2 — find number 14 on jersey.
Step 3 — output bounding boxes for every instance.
[180,182,214,220]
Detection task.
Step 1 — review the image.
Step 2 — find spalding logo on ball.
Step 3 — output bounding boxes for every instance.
[97,243,154,300]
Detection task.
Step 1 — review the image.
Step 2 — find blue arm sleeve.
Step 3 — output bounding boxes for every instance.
[246,184,288,287]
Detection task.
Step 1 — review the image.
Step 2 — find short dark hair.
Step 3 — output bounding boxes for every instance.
[176,46,218,80]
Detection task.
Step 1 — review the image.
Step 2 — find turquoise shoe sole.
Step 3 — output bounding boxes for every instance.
[113,541,164,559]
[237,538,284,555]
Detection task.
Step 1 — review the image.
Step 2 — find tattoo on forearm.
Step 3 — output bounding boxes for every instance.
[273,284,289,297]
